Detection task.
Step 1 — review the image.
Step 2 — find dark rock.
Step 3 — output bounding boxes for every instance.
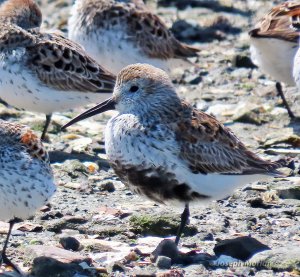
[232,55,257,69]
[155,256,172,269]
[247,197,272,209]
[59,236,81,251]
[30,257,84,277]
[151,239,179,262]
[184,73,202,85]
[201,232,214,241]
[99,181,115,192]
[108,262,127,273]
[213,236,270,261]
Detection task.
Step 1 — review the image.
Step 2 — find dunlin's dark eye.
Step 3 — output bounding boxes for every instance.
[129,85,139,93]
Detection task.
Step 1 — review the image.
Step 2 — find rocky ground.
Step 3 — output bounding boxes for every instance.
[0,0,300,276]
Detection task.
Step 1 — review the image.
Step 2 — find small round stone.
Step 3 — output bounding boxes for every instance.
[155,255,172,269]
[59,236,81,251]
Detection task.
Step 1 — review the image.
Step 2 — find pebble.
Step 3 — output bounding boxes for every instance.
[155,256,172,269]
[59,236,81,251]
[151,239,179,263]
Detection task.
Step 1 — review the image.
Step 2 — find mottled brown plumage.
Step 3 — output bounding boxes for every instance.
[27,32,115,93]
[175,101,280,175]
[63,63,283,245]
[249,1,300,43]
[0,24,115,93]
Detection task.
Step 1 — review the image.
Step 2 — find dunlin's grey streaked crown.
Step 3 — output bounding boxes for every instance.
[249,1,300,118]
[63,64,282,243]
[0,0,116,139]
[68,0,199,75]
[0,119,55,272]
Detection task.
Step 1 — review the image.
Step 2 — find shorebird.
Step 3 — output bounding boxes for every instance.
[63,63,282,244]
[0,0,116,140]
[68,0,199,75]
[0,120,55,273]
[249,1,300,118]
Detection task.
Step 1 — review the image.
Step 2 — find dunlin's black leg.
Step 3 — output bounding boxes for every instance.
[0,219,20,273]
[175,203,190,245]
[41,114,52,141]
[276,82,295,118]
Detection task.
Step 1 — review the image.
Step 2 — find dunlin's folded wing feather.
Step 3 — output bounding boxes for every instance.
[175,102,280,175]
[26,32,116,92]
[0,23,36,50]
[249,1,300,43]
[127,10,199,59]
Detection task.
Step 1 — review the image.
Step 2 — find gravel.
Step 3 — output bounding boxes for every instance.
[0,0,299,276]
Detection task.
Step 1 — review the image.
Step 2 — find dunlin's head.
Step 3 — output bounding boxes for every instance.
[0,0,42,29]
[62,63,181,128]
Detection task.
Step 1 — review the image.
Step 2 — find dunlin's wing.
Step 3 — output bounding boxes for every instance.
[0,23,36,50]
[26,31,116,93]
[175,102,280,175]
[249,1,300,43]
[127,10,199,59]
[94,3,199,59]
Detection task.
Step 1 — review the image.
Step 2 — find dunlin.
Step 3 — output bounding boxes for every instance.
[0,0,116,140]
[249,1,300,118]
[68,0,199,75]
[63,63,282,244]
[0,120,55,272]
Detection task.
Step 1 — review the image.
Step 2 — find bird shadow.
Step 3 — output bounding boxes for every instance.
[288,117,300,137]
[158,0,251,16]
[171,17,242,44]
[48,150,107,165]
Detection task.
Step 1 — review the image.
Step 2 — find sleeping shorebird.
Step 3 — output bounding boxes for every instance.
[0,0,116,140]
[0,120,55,273]
[68,0,200,75]
[249,1,300,118]
[63,63,282,244]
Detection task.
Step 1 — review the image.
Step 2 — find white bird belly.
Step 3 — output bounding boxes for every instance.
[0,149,55,221]
[293,47,300,89]
[250,37,297,86]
